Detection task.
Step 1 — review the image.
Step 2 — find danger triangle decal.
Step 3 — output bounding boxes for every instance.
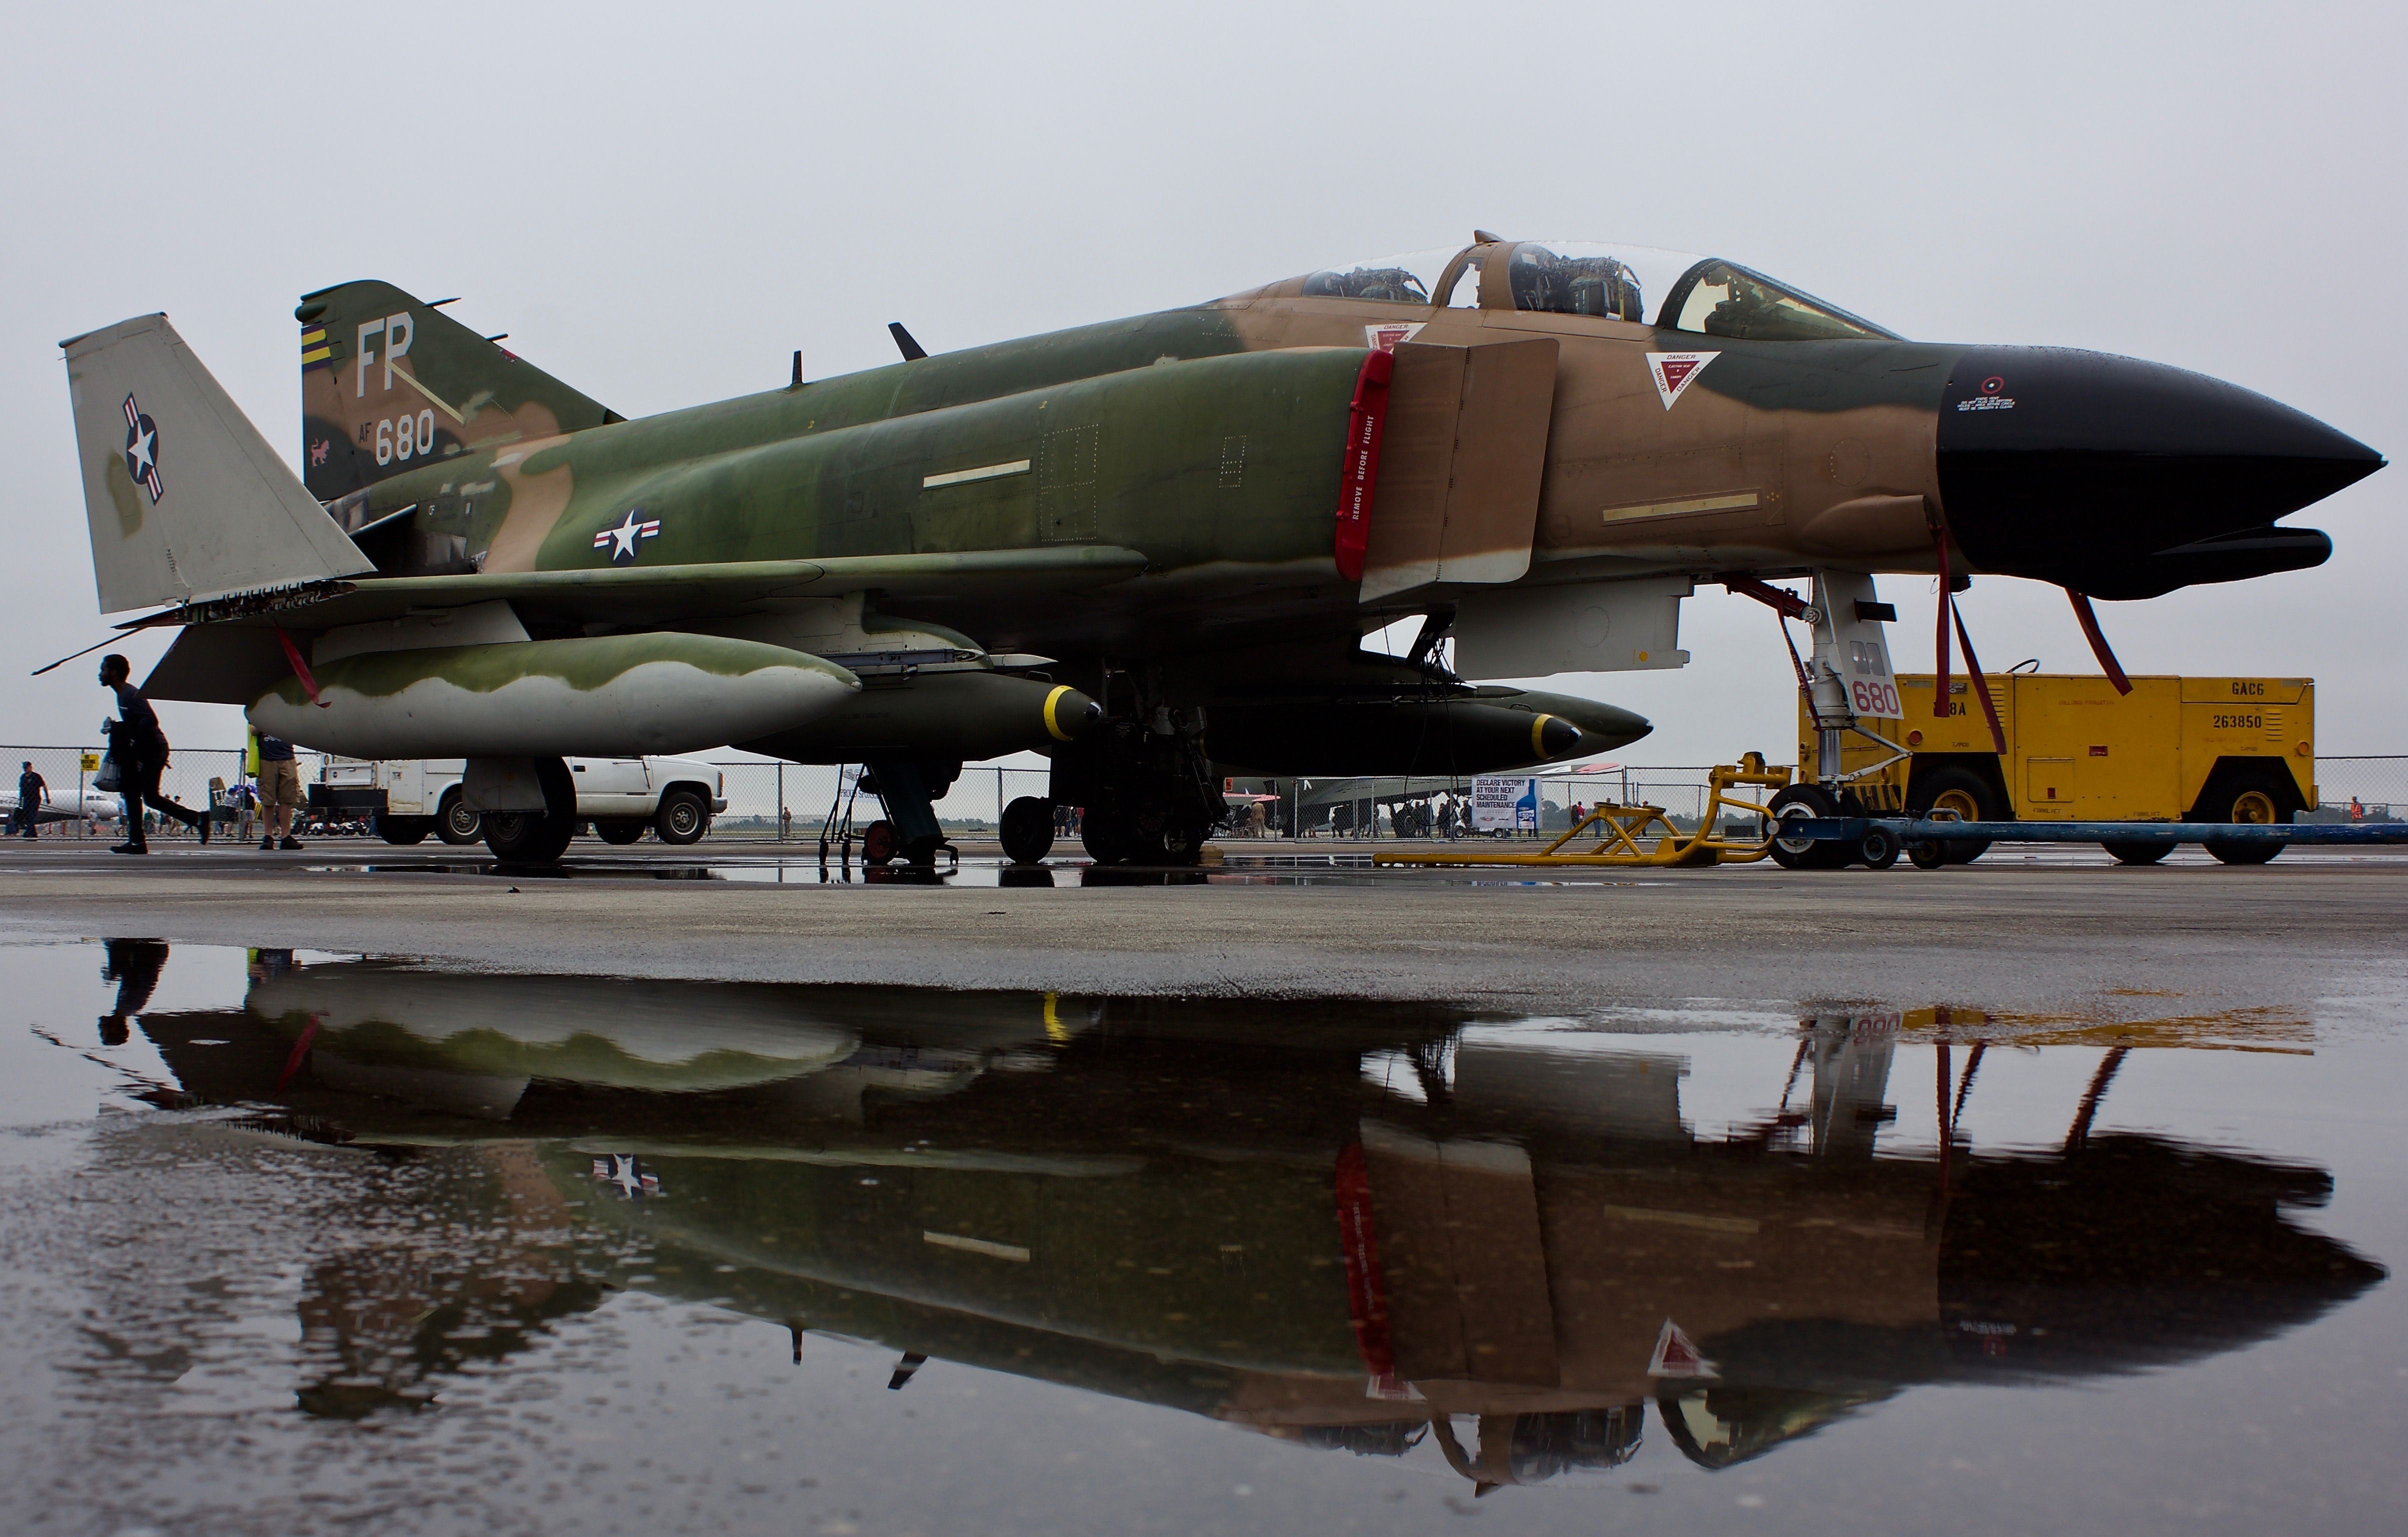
[1646,350,1719,410]
[1647,1318,1720,1379]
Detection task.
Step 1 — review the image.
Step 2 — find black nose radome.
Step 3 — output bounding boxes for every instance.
[1936,346,2381,599]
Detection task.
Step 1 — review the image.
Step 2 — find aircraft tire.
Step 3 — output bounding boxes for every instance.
[1081,808,1134,865]
[481,757,577,863]
[594,819,648,845]
[1156,817,1209,867]
[377,817,434,846]
[861,820,898,864]
[2102,840,2171,866]
[1767,785,1849,870]
[999,796,1055,864]
[436,791,483,845]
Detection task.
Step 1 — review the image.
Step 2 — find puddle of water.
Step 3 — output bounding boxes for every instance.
[0,939,2401,1536]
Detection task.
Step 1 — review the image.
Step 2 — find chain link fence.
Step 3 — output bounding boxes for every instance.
[0,747,1062,844]
[0,744,251,840]
[1269,769,1745,841]
[2310,756,2408,821]
[8,748,2401,843]
[709,762,1055,841]
[1256,758,2408,839]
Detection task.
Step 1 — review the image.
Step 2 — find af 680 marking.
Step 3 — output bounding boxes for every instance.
[374,409,438,465]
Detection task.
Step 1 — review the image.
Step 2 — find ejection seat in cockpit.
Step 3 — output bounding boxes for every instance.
[1503,243,1647,321]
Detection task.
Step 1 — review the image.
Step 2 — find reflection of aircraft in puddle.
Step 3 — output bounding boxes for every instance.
[114,950,2383,1486]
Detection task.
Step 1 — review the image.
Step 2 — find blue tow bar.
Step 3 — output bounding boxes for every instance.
[1789,818,2408,846]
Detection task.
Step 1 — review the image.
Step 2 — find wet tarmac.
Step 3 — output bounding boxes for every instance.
[0,840,2401,1017]
[1,935,2401,1536]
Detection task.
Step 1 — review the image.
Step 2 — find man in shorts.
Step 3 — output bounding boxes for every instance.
[255,734,303,850]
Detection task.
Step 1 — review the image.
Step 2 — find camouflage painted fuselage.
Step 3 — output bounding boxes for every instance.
[307,235,2375,690]
[306,288,1948,678]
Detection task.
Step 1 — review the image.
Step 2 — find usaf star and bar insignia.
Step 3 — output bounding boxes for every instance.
[595,507,663,563]
[120,393,163,503]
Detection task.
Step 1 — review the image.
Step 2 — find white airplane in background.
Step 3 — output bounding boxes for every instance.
[1,788,124,828]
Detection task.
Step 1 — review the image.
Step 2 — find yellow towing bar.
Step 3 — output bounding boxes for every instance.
[1375,758,1793,868]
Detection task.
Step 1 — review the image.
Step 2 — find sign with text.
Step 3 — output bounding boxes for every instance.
[1472,776,1540,832]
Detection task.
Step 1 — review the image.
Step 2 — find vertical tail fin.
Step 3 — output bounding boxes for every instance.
[61,314,374,614]
[296,280,620,503]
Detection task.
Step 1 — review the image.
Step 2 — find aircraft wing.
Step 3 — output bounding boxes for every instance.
[127,544,1149,633]
[134,544,1149,705]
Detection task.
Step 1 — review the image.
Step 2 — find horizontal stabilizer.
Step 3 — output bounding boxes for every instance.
[62,314,373,613]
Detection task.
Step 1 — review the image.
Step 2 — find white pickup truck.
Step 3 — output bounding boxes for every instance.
[315,756,729,846]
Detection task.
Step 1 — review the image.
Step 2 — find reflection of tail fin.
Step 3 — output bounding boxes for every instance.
[296,280,619,503]
[61,314,372,614]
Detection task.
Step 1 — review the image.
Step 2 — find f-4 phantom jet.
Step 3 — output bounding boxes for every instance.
[60,233,2381,864]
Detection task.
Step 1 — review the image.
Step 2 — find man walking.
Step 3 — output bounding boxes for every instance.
[97,653,208,853]
[11,761,43,838]
[254,732,303,850]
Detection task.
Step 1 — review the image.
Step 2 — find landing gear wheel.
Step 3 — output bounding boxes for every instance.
[2102,840,2171,866]
[2204,780,2290,866]
[1079,810,1128,865]
[1768,784,1849,871]
[594,819,647,845]
[1857,824,1901,871]
[1912,766,2002,864]
[436,791,483,845]
[1157,818,1209,867]
[999,796,1056,864]
[481,757,577,863]
[860,819,898,865]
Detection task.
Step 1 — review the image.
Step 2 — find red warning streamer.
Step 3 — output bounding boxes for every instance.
[1332,1141,1397,1382]
[1332,350,1395,583]
[272,623,329,708]
[1932,531,1955,715]
[2066,590,2133,695]
[1950,600,2008,754]
[1929,525,2005,753]
[273,1016,321,1093]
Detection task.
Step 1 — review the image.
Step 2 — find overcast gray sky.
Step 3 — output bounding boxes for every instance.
[2,1,2398,765]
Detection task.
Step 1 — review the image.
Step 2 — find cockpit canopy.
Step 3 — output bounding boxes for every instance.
[1260,238,1899,343]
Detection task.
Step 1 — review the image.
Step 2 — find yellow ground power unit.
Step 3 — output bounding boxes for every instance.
[1800,674,2315,865]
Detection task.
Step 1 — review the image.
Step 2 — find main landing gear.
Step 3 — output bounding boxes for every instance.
[1044,712,1224,868]
[481,756,578,863]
